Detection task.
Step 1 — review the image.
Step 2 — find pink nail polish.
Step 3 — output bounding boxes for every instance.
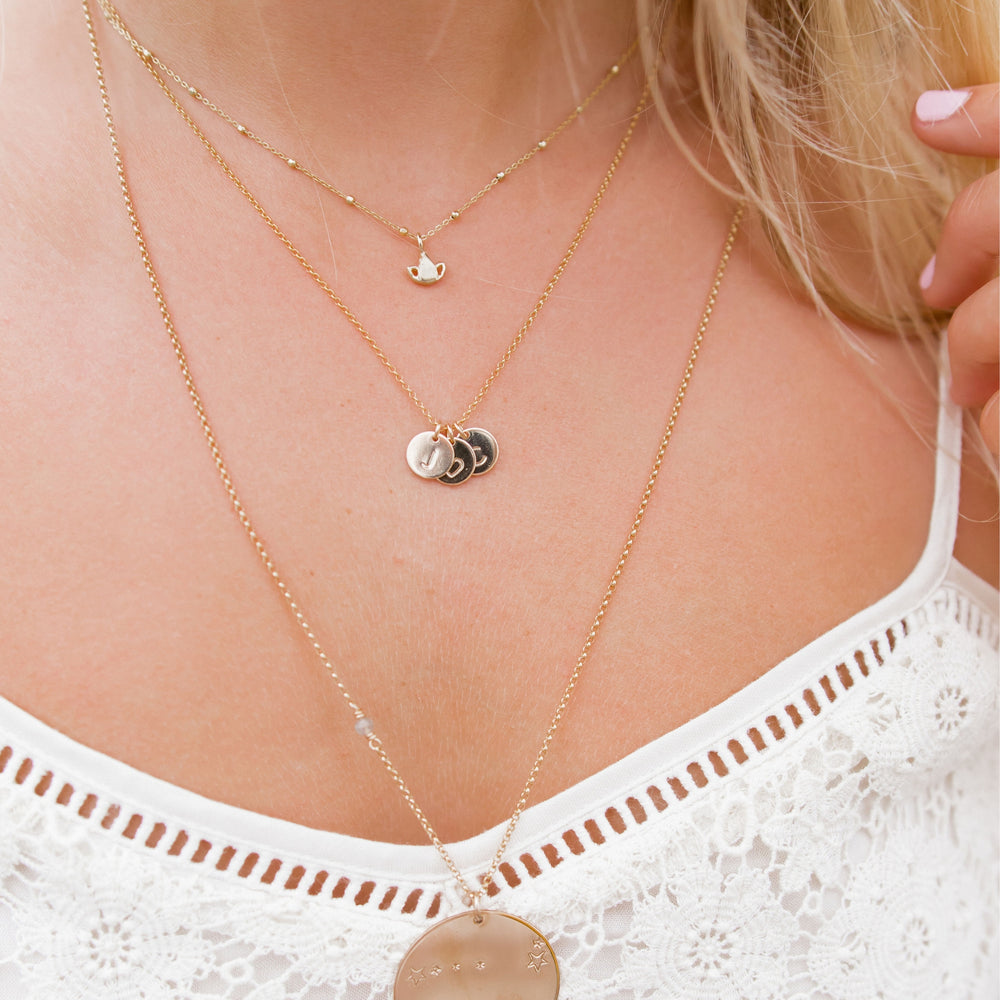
[919,255,936,291]
[915,89,971,123]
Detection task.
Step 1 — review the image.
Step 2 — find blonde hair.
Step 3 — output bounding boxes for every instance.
[636,0,997,355]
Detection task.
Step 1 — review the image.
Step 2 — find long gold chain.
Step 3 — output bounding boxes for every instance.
[95,0,636,251]
[104,20,649,440]
[84,0,742,904]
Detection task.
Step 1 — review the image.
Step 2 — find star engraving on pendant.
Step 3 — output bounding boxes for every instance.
[429,965,442,977]
[475,960,486,971]
[528,937,549,973]
[451,963,461,973]
[407,967,426,986]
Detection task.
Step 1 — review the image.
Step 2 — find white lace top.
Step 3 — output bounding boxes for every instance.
[0,392,996,1000]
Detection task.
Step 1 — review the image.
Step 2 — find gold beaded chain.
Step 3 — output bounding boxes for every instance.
[84,0,743,905]
[102,20,650,445]
[95,0,637,257]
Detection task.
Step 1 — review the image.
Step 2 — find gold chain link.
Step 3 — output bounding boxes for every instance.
[84,0,742,906]
[95,0,636,247]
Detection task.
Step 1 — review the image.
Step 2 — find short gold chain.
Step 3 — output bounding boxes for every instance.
[104,12,649,434]
[95,0,636,247]
[84,0,742,905]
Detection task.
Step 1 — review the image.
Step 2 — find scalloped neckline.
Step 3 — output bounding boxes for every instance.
[0,392,983,890]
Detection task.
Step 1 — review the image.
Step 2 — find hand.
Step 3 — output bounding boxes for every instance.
[912,84,999,454]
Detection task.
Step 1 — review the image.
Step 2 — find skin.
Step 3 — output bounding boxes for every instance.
[913,83,1000,455]
[0,1,996,845]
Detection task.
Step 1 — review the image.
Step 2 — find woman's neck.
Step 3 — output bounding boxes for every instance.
[97,0,640,177]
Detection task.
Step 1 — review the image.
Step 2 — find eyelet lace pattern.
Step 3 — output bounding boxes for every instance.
[0,576,995,999]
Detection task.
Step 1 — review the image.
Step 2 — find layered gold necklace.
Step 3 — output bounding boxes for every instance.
[96,0,636,286]
[98,0,647,485]
[83,2,742,994]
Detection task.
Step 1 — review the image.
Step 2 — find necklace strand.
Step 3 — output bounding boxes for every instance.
[110,32,649,443]
[95,0,636,259]
[84,0,742,904]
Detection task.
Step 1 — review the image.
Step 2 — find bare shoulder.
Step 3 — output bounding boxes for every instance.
[956,440,1000,588]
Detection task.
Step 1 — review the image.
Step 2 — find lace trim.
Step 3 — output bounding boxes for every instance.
[2,582,994,924]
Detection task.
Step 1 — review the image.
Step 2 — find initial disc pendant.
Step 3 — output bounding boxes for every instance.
[438,437,477,485]
[406,432,455,479]
[393,911,559,999]
[407,427,500,483]
[465,427,499,476]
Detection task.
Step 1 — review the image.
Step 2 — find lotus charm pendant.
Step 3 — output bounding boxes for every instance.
[407,237,446,285]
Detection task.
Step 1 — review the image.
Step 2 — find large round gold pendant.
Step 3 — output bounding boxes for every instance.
[393,910,559,999]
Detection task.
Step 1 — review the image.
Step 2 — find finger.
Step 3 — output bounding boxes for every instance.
[948,278,1000,406]
[912,84,999,158]
[982,393,999,455]
[920,170,999,309]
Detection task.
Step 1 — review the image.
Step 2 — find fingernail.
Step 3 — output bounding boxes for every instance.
[915,89,971,123]
[919,255,936,291]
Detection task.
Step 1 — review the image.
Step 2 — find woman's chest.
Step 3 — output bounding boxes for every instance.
[0,257,940,842]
